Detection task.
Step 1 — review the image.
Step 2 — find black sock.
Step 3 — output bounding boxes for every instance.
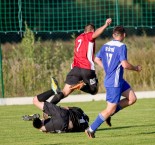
[37,90,55,102]
[50,92,64,104]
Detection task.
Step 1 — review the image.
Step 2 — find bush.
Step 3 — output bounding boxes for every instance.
[2,28,155,97]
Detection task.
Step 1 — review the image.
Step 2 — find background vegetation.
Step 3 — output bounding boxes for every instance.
[2,27,155,97]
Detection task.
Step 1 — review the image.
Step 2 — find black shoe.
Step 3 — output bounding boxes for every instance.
[51,77,61,94]
[85,128,95,138]
[22,114,40,121]
[106,116,112,127]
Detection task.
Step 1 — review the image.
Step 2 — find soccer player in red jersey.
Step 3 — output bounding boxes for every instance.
[50,18,112,104]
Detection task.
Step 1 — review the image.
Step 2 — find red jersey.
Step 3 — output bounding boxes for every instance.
[71,32,95,70]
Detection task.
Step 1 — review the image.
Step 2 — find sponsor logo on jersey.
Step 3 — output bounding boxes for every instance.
[90,78,96,85]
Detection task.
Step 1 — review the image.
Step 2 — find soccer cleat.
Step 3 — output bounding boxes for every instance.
[70,80,86,90]
[51,77,61,94]
[22,114,40,121]
[85,128,95,138]
[106,116,112,127]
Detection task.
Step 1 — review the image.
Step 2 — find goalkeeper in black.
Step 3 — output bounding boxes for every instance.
[22,89,89,133]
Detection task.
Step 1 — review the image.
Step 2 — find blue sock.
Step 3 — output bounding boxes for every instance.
[90,113,105,131]
[111,104,122,116]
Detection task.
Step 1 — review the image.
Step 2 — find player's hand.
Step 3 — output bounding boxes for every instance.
[135,65,142,72]
[105,18,112,26]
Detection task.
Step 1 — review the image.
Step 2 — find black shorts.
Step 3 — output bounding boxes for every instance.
[43,102,69,133]
[65,67,98,86]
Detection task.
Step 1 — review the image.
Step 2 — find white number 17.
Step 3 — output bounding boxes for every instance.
[106,53,113,66]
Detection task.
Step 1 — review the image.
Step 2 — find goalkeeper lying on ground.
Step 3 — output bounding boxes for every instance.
[22,89,89,133]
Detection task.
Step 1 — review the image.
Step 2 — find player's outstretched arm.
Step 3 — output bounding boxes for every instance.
[92,18,112,39]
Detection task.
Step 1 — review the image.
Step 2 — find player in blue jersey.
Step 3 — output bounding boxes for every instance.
[85,25,142,138]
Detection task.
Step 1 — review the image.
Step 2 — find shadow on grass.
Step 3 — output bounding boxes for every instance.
[98,124,155,133]
[43,143,76,145]
[139,131,155,134]
[43,144,63,145]
[98,123,155,133]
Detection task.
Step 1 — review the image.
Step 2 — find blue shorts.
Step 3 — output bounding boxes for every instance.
[105,80,130,104]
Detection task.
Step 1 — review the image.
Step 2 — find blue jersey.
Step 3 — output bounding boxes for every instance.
[96,40,127,87]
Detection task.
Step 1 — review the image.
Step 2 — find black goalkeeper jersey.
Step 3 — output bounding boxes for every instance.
[68,107,89,132]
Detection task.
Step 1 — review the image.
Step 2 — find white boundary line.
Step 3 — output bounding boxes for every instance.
[0,91,155,106]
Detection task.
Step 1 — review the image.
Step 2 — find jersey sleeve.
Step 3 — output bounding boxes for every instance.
[68,107,89,132]
[96,47,103,59]
[119,44,127,61]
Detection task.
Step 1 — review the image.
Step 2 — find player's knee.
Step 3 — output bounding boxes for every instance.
[33,96,39,105]
[132,96,137,104]
[89,86,98,95]
[129,95,137,105]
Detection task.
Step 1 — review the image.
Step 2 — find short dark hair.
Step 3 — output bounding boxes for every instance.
[84,23,95,32]
[113,25,126,35]
[33,118,42,129]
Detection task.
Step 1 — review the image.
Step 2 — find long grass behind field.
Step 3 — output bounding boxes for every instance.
[2,27,155,97]
[0,98,155,145]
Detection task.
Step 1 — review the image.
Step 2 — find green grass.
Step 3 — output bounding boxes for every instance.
[0,98,155,145]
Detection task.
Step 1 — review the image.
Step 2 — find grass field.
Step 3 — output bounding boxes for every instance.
[0,98,155,145]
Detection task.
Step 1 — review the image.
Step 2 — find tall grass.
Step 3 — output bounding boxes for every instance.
[2,28,155,97]
[124,35,155,91]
